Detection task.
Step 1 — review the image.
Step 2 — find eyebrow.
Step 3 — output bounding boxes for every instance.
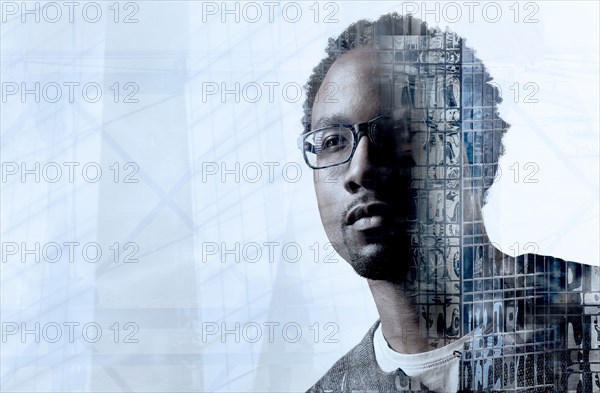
[313,114,353,129]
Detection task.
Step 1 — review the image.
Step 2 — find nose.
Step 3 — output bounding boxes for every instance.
[343,135,390,194]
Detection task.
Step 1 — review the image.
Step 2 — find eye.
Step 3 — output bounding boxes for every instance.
[316,128,350,153]
[322,134,349,149]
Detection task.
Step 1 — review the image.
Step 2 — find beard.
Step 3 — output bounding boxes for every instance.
[337,188,460,295]
[341,224,416,284]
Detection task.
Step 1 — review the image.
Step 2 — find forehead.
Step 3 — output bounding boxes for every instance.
[306,30,506,178]
[311,33,462,129]
[310,49,380,127]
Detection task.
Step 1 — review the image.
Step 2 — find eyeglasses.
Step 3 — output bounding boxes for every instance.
[298,116,410,169]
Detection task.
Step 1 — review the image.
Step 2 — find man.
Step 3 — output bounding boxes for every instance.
[299,13,599,392]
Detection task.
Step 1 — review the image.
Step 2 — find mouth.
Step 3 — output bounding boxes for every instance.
[345,202,399,232]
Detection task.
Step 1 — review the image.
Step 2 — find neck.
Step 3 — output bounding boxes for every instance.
[367,279,433,354]
[365,191,505,353]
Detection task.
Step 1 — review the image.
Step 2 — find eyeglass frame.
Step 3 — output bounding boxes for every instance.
[298,115,400,170]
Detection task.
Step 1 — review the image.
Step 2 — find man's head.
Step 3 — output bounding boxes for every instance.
[307,47,412,280]
[301,13,509,285]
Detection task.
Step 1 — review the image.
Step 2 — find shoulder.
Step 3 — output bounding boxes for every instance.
[516,252,587,268]
[306,320,405,392]
[515,252,597,292]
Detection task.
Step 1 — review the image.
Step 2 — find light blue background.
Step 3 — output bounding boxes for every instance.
[1,1,598,391]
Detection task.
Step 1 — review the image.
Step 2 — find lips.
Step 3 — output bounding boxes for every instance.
[345,202,397,230]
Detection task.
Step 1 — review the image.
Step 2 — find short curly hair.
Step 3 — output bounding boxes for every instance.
[302,13,509,199]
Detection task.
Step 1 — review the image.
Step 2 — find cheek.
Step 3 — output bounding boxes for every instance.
[314,183,336,218]
[313,180,344,234]
[410,135,426,165]
[410,135,445,166]
[313,169,344,208]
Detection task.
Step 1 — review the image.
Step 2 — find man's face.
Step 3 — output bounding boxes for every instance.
[311,48,450,282]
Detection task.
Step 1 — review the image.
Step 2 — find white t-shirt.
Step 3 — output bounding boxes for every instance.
[373,324,471,393]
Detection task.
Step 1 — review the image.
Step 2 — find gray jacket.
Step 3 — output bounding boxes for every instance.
[307,321,431,392]
[307,255,599,392]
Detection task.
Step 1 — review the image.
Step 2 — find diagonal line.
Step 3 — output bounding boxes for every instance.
[100,364,134,393]
[74,101,194,229]
[94,172,195,278]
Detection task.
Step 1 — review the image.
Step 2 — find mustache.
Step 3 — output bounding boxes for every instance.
[341,193,407,223]
[342,194,374,223]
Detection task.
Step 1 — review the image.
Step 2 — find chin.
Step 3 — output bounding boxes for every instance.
[347,243,412,283]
